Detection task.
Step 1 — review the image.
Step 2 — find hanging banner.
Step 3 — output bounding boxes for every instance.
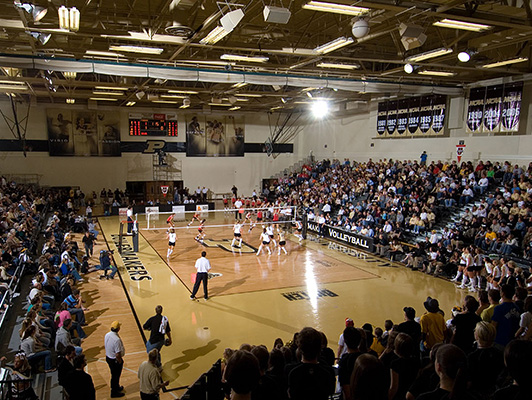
[466,87,486,133]
[501,81,523,132]
[377,102,387,135]
[407,97,421,135]
[483,85,503,133]
[456,143,466,163]
[396,99,409,135]
[431,95,446,134]
[419,96,433,134]
[386,100,398,135]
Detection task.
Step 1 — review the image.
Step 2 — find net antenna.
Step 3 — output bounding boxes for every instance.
[266,110,303,159]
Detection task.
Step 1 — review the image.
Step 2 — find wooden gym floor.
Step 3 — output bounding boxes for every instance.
[84,213,467,399]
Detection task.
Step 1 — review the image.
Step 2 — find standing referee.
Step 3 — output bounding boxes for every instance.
[190,251,211,300]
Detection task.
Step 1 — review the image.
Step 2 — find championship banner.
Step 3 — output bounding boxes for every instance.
[419,96,433,134]
[431,95,446,134]
[501,81,523,132]
[466,87,486,133]
[407,97,421,135]
[396,99,409,135]
[377,102,387,135]
[386,100,398,135]
[483,85,503,133]
[306,221,374,252]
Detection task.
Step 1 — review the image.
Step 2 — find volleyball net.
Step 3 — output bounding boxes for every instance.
[138,206,298,231]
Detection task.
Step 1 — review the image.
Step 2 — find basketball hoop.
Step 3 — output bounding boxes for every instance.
[161,185,169,197]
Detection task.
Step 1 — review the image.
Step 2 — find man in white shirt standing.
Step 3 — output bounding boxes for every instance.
[190,251,211,300]
[105,321,126,398]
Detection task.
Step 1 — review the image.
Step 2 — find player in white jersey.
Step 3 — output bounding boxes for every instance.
[266,224,277,248]
[232,221,244,248]
[256,228,271,255]
[245,211,256,233]
[293,220,303,242]
[167,228,177,260]
[277,229,287,255]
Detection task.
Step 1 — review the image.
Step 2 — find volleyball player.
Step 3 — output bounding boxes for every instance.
[245,211,256,233]
[256,228,271,256]
[195,219,206,242]
[294,220,303,242]
[167,228,177,261]
[166,213,175,228]
[231,221,243,248]
[277,229,287,255]
[266,224,277,248]
[187,211,201,227]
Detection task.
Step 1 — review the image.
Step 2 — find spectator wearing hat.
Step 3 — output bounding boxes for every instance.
[420,297,447,355]
[105,321,125,398]
[336,318,354,360]
[397,307,421,349]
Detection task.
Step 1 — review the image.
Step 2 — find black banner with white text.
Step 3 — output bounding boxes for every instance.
[306,221,374,252]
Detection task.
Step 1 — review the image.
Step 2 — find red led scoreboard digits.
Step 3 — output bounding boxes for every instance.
[129,114,178,136]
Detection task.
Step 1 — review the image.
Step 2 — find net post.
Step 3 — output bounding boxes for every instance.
[302,211,307,240]
[118,221,124,254]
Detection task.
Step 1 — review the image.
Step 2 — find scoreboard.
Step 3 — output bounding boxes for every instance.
[129,113,178,136]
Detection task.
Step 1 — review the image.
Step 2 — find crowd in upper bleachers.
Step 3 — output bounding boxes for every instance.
[268,158,532,286]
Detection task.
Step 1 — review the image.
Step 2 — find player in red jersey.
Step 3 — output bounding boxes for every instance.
[195,219,206,242]
[166,214,175,227]
[187,212,201,227]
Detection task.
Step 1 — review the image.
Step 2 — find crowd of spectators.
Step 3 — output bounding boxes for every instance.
[219,285,532,400]
[269,158,531,285]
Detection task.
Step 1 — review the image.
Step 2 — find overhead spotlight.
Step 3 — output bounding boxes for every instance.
[220,8,244,32]
[404,63,414,74]
[352,19,370,39]
[135,91,145,100]
[63,71,77,79]
[66,98,75,104]
[458,50,477,63]
[311,100,329,119]
[14,1,48,22]
[28,31,51,45]
[183,97,191,107]
[263,5,291,24]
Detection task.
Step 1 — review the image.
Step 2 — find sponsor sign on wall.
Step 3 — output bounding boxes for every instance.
[306,221,374,252]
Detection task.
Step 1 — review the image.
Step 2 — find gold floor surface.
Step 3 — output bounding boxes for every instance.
[96,214,467,395]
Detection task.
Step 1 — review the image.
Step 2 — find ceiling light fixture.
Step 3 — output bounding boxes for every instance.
[153,100,178,104]
[220,8,245,32]
[220,54,269,62]
[289,58,320,70]
[161,94,187,99]
[229,106,241,111]
[481,57,528,68]
[89,97,119,101]
[317,62,359,70]
[433,18,491,32]
[0,80,26,86]
[232,82,248,88]
[167,90,199,94]
[126,101,136,106]
[458,51,471,62]
[66,98,75,104]
[92,91,124,96]
[407,47,452,62]
[208,103,233,106]
[303,1,369,16]
[63,71,77,79]
[85,50,126,58]
[109,45,164,55]
[28,31,51,45]
[314,36,354,54]
[418,70,457,77]
[14,1,48,22]
[199,26,230,45]
[311,99,329,118]
[94,86,128,91]
[236,93,262,97]
[58,6,79,32]
[404,63,414,74]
